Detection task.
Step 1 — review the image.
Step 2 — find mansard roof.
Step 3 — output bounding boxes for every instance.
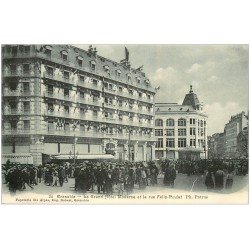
[182,85,201,109]
[35,44,155,93]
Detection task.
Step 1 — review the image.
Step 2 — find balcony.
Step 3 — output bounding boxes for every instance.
[43,72,74,85]
[38,53,76,68]
[76,79,102,92]
[43,92,103,108]
[3,70,40,78]
[103,102,117,110]
[45,110,76,119]
[78,97,102,107]
[138,108,153,116]
[3,126,155,141]
[3,129,34,135]
[3,110,34,116]
[2,51,36,59]
[43,92,74,102]
[45,129,155,141]
[3,90,20,97]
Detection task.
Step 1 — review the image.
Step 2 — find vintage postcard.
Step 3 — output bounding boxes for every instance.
[1,44,248,204]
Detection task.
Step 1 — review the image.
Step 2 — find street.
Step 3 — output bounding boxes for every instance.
[2,173,248,196]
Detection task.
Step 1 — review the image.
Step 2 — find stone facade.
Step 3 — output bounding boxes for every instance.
[224,112,248,158]
[2,45,156,165]
[154,86,208,160]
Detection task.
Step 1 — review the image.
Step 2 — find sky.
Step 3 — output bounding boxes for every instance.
[76,45,249,136]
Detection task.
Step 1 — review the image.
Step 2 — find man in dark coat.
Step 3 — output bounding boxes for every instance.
[37,165,43,183]
[58,166,64,187]
[205,170,215,190]
[169,165,176,188]
[21,167,34,190]
[95,165,104,194]
[214,168,224,190]
[163,166,171,186]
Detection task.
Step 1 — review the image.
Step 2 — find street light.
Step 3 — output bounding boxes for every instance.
[73,134,78,165]
[128,126,133,161]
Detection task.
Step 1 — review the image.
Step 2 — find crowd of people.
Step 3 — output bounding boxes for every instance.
[2,161,160,194]
[2,158,248,194]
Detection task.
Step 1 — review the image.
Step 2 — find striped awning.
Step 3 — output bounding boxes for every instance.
[50,154,115,160]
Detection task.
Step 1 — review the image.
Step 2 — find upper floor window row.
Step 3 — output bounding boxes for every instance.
[155,118,186,127]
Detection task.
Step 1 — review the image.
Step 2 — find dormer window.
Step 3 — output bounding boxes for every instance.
[145,79,150,88]
[137,77,141,84]
[116,69,121,78]
[45,45,52,57]
[61,51,68,62]
[127,74,131,82]
[90,61,96,71]
[104,65,110,75]
[77,56,83,67]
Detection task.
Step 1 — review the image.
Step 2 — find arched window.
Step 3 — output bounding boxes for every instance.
[178,118,186,126]
[155,119,163,126]
[166,118,175,126]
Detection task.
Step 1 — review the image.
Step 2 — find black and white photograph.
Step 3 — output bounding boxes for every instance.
[1,44,248,204]
[0,1,250,250]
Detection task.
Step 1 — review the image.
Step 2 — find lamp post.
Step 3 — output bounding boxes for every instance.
[128,127,131,161]
[73,134,78,165]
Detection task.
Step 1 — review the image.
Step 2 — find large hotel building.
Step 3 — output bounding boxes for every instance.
[154,86,208,160]
[2,45,156,165]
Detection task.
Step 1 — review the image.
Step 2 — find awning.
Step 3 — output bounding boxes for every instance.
[50,154,115,160]
[2,153,33,164]
[179,147,204,152]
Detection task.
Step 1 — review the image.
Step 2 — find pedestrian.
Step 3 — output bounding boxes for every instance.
[214,168,224,190]
[52,169,59,187]
[163,166,171,186]
[117,168,125,195]
[225,171,234,189]
[37,165,43,183]
[58,166,64,187]
[169,164,176,188]
[204,170,215,190]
